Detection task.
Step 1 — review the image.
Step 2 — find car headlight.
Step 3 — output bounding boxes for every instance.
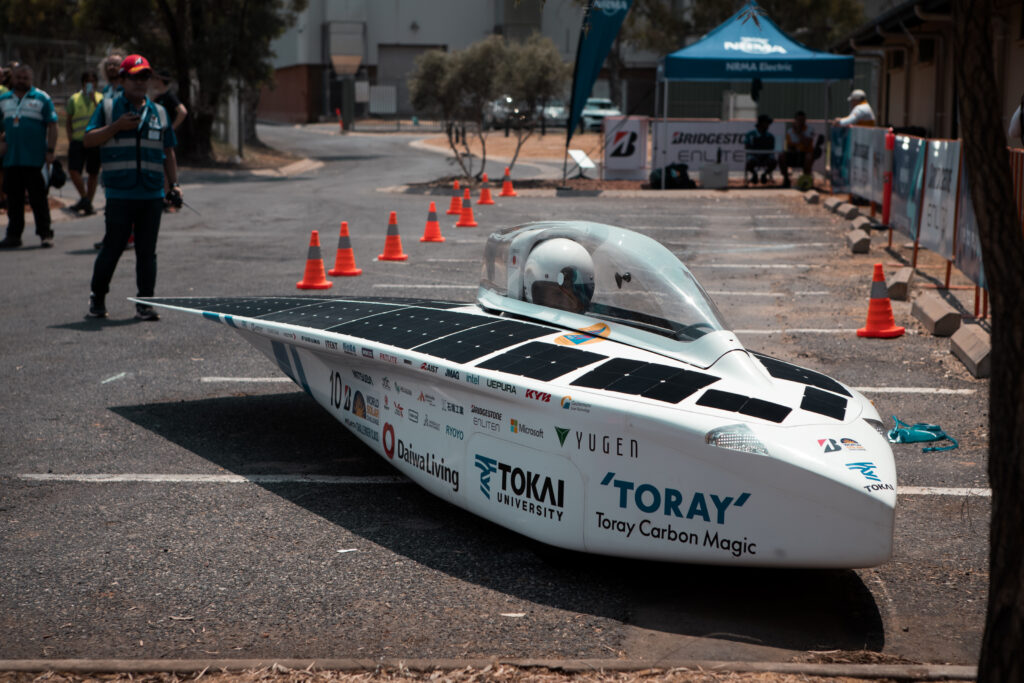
[864,418,887,438]
[705,424,770,456]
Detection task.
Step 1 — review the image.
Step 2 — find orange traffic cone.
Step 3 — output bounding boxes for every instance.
[328,221,362,276]
[420,201,445,242]
[478,173,495,205]
[499,166,517,197]
[446,180,462,215]
[378,211,409,261]
[857,263,904,338]
[296,230,334,289]
[455,188,477,228]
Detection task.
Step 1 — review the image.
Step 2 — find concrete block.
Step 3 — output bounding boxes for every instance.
[803,190,820,204]
[851,215,876,231]
[836,202,860,219]
[847,229,871,253]
[886,267,914,301]
[823,197,843,212]
[951,324,991,378]
[911,291,962,337]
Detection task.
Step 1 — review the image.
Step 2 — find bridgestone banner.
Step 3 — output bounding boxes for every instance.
[848,127,887,205]
[603,116,648,180]
[651,119,827,173]
[890,135,927,240]
[917,140,961,261]
[954,164,986,288]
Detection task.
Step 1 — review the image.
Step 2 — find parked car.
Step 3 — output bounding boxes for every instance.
[580,97,622,132]
[539,99,567,127]
[487,95,529,130]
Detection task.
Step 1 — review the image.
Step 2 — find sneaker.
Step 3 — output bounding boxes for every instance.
[40,233,54,248]
[781,176,791,188]
[87,293,107,318]
[82,200,96,216]
[135,304,160,321]
[760,172,770,184]
[69,198,86,213]
[0,237,22,248]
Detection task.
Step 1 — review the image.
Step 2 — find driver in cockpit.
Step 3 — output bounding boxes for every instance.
[523,238,595,314]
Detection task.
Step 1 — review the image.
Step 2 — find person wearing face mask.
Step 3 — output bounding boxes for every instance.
[66,71,103,215]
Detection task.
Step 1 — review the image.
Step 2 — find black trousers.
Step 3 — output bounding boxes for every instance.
[2,165,51,239]
[90,197,163,297]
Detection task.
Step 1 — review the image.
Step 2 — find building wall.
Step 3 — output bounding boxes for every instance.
[258,64,323,124]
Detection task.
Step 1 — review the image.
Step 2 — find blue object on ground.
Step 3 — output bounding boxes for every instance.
[888,416,959,452]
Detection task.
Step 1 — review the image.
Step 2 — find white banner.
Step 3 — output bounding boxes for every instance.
[917,140,961,261]
[603,116,649,180]
[651,119,826,174]
[848,127,887,205]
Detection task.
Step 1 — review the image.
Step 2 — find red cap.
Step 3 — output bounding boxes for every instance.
[119,54,151,76]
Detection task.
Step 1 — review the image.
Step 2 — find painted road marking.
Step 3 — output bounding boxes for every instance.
[17,473,409,484]
[854,387,977,395]
[201,377,293,383]
[736,328,860,334]
[13,473,989,496]
[372,284,477,290]
[101,372,127,384]
[707,290,830,296]
[691,263,819,269]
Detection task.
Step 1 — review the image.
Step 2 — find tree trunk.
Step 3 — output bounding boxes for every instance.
[952,1,1024,680]
[242,86,261,146]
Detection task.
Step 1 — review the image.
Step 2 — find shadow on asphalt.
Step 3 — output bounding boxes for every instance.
[110,391,885,654]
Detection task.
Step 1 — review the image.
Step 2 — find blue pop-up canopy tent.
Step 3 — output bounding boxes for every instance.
[660,1,854,82]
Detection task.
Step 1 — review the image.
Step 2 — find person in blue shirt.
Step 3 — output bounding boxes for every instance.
[0,63,59,248]
[84,54,181,320]
[743,114,777,185]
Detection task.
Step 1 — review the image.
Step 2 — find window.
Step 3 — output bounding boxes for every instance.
[917,38,935,63]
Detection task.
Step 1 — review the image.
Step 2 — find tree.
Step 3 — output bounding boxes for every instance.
[73,0,306,163]
[502,33,571,171]
[409,36,510,180]
[408,49,477,178]
[950,1,1024,680]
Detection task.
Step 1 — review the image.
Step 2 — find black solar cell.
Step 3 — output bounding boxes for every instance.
[412,319,554,363]
[476,341,605,380]
[145,296,335,317]
[697,389,749,411]
[263,301,402,329]
[800,386,848,421]
[329,308,494,348]
[752,352,852,397]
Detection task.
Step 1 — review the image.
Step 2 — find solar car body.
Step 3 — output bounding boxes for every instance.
[138,221,896,568]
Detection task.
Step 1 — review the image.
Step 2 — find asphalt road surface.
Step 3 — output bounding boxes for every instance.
[0,124,989,667]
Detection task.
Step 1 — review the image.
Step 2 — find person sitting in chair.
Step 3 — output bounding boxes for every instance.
[744,114,777,185]
[779,110,823,190]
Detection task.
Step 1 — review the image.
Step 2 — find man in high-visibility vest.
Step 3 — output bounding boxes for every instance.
[65,71,103,215]
[84,54,180,320]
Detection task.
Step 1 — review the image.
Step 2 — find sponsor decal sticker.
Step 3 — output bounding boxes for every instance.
[408,409,420,424]
[554,322,611,346]
[420,362,439,374]
[474,454,564,521]
[840,438,864,451]
[396,438,458,491]
[846,461,894,493]
[599,472,750,525]
[465,373,480,385]
[555,426,571,446]
[445,425,464,440]
[442,400,464,415]
[556,429,638,458]
[343,342,357,356]
[382,423,395,458]
[818,438,842,453]
[560,396,592,413]
[343,417,378,443]
[379,352,398,364]
[444,368,460,380]
[418,391,436,406]
[300,335,320,346]
[352,370,373,385]
[510,418,544,438]
[324,340,337,350]
[361,347,374,359]
[486,378,517,394]
[525,389,551,403]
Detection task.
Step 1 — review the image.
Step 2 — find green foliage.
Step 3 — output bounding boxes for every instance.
[72,0,307,161]
[503,33,571,116]
[622,0,864,54]
[0,0,77,35]
[448,35,507,125]
[689,0,864,51]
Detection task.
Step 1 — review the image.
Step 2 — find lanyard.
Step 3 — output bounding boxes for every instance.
[10,89,30,123]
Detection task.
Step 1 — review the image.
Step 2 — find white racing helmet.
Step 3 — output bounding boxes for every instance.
[523,237,596,313]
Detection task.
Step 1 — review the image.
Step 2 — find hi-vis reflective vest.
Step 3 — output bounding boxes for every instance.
[97,95,170,191]
[67,90,102,141]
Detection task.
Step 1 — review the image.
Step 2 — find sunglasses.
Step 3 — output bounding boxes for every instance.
[126,72,151,82]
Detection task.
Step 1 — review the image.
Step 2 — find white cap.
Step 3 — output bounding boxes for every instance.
[847,89,867,103]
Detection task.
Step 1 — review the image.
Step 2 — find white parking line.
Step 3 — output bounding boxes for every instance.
[17,473,409,484]
[692,263,819,269]
[101,372,127,384]
[900,487,990,497]
[854,387,977,395]
[736,328,859,334]
[13,473,989,496]
[201,377,292,383]
[707,290,830,296]
[372,284,477,290]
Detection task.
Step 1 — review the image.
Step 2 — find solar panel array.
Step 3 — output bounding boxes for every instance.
[476,341,606,381]
[572,358,720,404]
